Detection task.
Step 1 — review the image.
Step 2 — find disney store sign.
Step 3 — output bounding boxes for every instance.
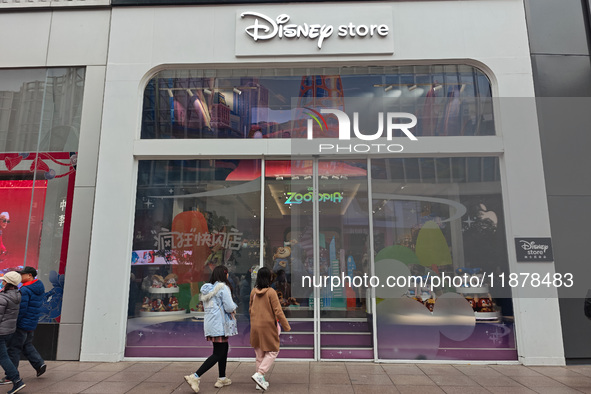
[241,12,389,49]
[235,7,394,56]
[515,238,554,262]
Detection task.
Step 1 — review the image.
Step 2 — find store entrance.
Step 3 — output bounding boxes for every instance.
[263,159,373,360]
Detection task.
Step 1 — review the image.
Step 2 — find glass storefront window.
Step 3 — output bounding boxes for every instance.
[141,65,494,139]
[126,159,262,358]
[130,64,513,362]
[0,68,84,333]
[372,157,515,361]
[127,156,514,362]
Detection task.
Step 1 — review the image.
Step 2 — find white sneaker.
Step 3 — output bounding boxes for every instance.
[214,377,232,388]
[184,374,200,393]
[251,372,268,391]
[255,381,269,390]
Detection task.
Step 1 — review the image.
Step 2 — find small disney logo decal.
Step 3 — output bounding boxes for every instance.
[515,238,553,262]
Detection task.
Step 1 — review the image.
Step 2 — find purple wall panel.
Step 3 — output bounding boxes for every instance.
[321,334,372,347]
[321,321,371,332]
[281,333,314,347]
[321,348,373,359]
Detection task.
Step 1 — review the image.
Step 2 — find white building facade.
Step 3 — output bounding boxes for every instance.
[0,0,566,365]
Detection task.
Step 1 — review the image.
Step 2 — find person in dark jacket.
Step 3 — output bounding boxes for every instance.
[5,267,45,382]
[0,271,25,394]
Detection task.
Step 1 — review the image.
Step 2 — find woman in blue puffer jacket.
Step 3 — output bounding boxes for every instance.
[184,265,237,393]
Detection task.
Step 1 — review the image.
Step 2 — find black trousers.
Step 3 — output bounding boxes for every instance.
[196,342,228,378]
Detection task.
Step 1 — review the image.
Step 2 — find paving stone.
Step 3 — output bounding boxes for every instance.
[38,380,97,393]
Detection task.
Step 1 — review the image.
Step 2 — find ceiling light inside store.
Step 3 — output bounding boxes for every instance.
[340,183,360,215]
[407,86,425,98]
[203,88,212,95]
[268,183,290,216]
[233,87,242,95]
[384,88,402,98]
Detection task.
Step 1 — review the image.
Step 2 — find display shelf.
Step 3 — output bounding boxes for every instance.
[455,286,489,294]
[148,287,179,294]
[475,311,502,321]
[139,309,186,317]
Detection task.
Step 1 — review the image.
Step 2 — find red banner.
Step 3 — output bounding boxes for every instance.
[0,180,47,271]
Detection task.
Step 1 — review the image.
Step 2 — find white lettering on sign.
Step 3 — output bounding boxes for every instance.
[308,109,417,141]
[241,12,389,49]
[519,240,549,253]
[303,108,416,153]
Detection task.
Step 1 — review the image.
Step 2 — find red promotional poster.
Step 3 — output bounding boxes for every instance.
[0,180,47,271]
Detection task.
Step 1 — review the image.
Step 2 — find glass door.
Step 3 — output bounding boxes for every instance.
[262,158,374,360]
[263,159,316,359]
[316,159,373,360]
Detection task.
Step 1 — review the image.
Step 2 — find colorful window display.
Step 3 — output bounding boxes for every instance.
[141,65,495,140]
[127,156,515,361]
[126,159,262,358]
[371,157,515,361]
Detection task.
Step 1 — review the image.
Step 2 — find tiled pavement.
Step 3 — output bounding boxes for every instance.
[8,360,591,393]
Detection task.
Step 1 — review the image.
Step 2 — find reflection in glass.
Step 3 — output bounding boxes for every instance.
[141,65,494,139]
[372,157,516,361]
[317,160,373,360]
[126,159,261,358]
[0,67,84,323]
[0,68,85,153]
[262,160,315,359]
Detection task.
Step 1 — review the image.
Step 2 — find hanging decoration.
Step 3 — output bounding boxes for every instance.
[1,152,77,180]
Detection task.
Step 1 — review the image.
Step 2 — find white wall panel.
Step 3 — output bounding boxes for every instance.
[108,9,155,65]
[47,10,111,66]
[0,13,51,67]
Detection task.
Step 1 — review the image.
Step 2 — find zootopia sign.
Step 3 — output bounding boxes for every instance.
[285,189,343,205]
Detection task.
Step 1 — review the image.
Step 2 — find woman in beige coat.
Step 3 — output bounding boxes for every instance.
[249,267,290,391]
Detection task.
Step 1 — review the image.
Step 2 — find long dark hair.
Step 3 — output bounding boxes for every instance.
[209,265,232,291]
[255,267,272,290]
[3,283,17,291]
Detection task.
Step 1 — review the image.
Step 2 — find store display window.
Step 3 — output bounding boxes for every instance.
[127,156,514,360]
[0,68,84,337]
[126,159,262,357]
[131,64,511,361]
[140,65,494,139]
[372,157,516,361]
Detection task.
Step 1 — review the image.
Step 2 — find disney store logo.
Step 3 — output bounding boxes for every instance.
[515,237,554,262]
[519,240,549,253]
[241,12,390,49]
